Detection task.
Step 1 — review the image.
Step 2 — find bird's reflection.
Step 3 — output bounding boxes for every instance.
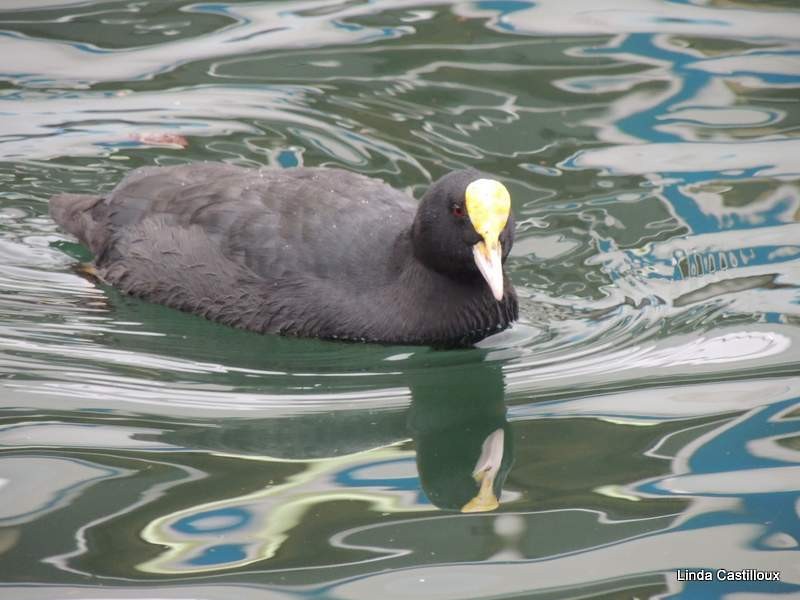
[406,355,513,512]
[167,350,513,514]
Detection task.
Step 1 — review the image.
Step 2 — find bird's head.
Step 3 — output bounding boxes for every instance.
[413,170,514,300]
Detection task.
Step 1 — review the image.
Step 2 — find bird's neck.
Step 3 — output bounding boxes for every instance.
[390,241,515,346]
[327,228,515,346]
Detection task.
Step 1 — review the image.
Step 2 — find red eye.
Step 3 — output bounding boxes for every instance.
[451,204,465,218]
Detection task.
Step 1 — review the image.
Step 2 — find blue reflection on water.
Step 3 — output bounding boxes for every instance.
[549,14,800,325]
[590,34,708,144]
[487,5,800,594]
[187,543,248,566]
[687,398,799,474]
[637,396,799,596]
[173,507,253,534]
[558,28,800,236]
[675,578,796,599]
[277,149,300,167]
[477,0,530,31]
[336,457,430,505]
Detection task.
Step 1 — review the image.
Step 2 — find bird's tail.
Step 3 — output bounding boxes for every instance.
[49,193,105,254]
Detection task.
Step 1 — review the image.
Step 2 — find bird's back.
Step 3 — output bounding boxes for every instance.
[74,163,416,283]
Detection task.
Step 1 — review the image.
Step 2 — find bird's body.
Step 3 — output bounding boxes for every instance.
[50,163,517,346]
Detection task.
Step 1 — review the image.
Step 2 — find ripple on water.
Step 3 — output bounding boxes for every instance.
[1,0,800,597]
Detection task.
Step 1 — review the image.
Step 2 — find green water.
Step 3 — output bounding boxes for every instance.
[0,1,799,598]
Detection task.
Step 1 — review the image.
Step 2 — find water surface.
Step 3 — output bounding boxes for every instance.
[1,1,799,598]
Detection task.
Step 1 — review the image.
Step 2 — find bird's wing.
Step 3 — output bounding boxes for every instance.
[100,164,417,285]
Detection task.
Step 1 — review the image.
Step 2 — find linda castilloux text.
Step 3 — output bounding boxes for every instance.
[677,569,781,582]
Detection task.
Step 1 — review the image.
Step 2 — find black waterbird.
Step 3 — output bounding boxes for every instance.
[50,163,517,346]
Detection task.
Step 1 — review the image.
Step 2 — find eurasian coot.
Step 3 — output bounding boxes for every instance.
[50,164,517,346]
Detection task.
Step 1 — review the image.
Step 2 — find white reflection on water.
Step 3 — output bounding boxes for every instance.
[1,324,795,419]
[659,466,800,495]
[0,0,435,87]
[0,456,122,525]
[569,139,800,179]
[2,1,95,8]
[0,380,411,417]
[0,422,175,450]
[327,524,797,599]
[0,85,423,173]
[133,449,423,574]
[689,54,800,77]
[0,584,294,600]
[461,0,800,39]
[509,376,800,422]
[504,325,798,394]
